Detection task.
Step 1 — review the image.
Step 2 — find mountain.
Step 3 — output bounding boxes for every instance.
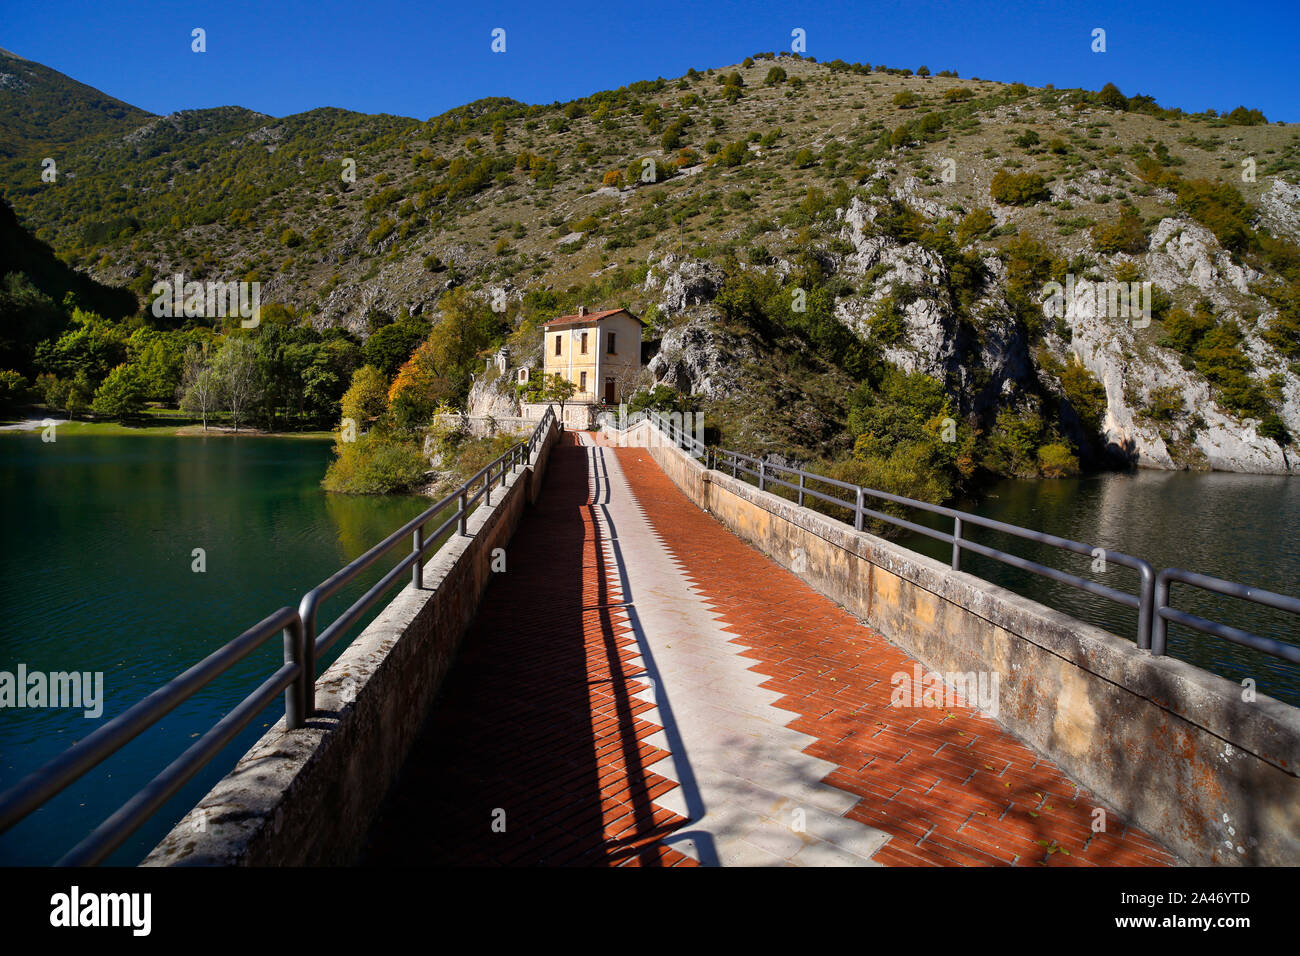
[0,196,138,374]
[1,51,1298,477]
[0,47,153,159]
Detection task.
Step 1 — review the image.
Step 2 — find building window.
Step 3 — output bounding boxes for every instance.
[580,332,588,355]
[554,335,562,356]
[607,333,617,354]
[579,371,587,390]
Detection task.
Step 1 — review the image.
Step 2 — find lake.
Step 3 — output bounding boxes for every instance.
[0,433,429,865]
[2,435,1296,865]
[897,469,1300,707]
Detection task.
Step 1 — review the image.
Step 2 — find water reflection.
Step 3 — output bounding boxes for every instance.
[899,470,1300,705]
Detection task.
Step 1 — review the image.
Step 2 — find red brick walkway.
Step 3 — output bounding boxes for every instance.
[362,434,696,866]
[608,445,1177,867]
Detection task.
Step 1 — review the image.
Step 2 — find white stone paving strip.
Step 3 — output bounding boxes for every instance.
[578,437,891,867]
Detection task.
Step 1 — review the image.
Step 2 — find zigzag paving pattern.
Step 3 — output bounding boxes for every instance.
[585,435,892,865]
[362,433,696,866]
[365,429,1177,866]
[598,436,1178,867]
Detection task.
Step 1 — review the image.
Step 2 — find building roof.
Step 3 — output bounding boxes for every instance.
[542,307,643,329]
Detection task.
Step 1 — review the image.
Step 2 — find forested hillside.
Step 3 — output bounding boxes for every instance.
[3,47,1298,495]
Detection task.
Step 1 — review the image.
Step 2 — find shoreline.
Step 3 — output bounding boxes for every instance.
[0,416,334,440]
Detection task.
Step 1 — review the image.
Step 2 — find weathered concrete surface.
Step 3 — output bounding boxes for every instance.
[144,421,559,866]
[613,423,1300,866]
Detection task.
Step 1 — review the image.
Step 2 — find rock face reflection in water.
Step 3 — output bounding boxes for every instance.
[896,470,1300,706]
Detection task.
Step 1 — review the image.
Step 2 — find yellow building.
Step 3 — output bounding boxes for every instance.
[541,306,644,405]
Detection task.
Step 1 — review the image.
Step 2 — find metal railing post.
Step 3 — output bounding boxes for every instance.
[283,615,305,730]
[1137,563,1154,651]
[951,516,963,571]
[1151,574,1169,656]
[798,473,805,508]
[411,525,423,590]
[458,489,468,535]
[732,455,737,478]
[758,460,766,492]
[296,594,319,720]
[485,469,492,506]
[854,487,865,532]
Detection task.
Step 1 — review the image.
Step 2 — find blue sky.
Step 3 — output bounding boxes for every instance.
[4,0,1298,121]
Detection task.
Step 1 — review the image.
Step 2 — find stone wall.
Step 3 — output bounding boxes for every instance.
[145,418,560,866]
[621,421,1300,866]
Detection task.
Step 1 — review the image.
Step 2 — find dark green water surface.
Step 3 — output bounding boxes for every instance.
[0,433,428,865]
[897,470,1299,707]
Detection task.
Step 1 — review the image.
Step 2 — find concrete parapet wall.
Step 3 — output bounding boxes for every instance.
[145,419,560,866]
[521,401,597,430]
[632,432,1300,866]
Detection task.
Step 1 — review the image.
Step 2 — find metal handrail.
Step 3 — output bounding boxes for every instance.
[708,445,1155,646]
[648,410,707,461]
[0,405,558,864]
[1153,569,1300,662]
[640,414,1297,664]
[0,606,303,865]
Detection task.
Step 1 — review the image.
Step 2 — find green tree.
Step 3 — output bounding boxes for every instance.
[542,373,577,419]
[129,330,186,403]
[1097,82,1128,110]
[0,370,27,406]
[91,363,145,420]
[363,316,428,376]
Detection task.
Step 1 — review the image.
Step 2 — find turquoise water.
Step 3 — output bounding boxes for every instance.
[0,433,429,865]
[2,434,1296,865]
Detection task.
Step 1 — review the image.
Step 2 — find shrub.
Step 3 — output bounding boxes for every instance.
[868,296,908,345]
[990,169,1050,205]
[984,408,1047,477]
[956,207,995,245]
[764,67,787,86]
[1091,208,1148,253]
[1173,178,1253,252]
[1056,356,1108,436]
[893,91,919,108]
[943,88,974,102]
[1036,443,1080,477]
[716,141,748,167]
[367,217,396,246]
[1161,306,1215,354]
[1224,105,1268,125]
[1145,385,1184,422]
[0,369,26,406]
[322,432,427,494]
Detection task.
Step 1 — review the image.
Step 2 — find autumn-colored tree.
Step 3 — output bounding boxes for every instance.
[341,364,389,428]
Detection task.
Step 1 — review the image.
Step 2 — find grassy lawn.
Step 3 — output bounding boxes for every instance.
[0,406,334,440]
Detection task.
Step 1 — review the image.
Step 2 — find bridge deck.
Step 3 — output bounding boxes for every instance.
[361,433,1176,867]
